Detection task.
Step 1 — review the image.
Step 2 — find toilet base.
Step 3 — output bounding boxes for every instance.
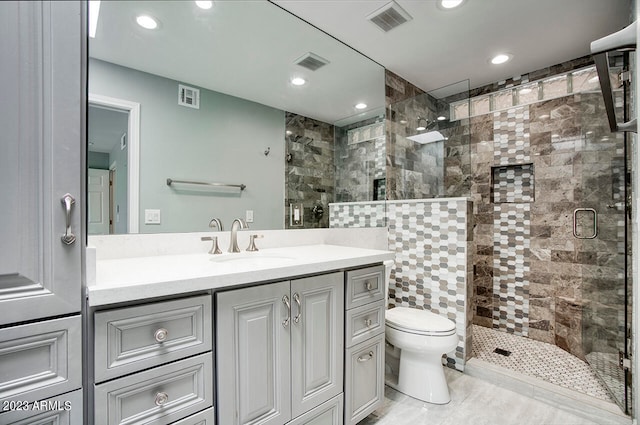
[397,350,451,404]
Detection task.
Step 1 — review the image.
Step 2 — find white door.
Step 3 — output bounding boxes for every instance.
[88,168,110,235]
[0,0,83,325]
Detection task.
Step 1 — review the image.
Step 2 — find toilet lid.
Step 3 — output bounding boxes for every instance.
[385,307,456,336]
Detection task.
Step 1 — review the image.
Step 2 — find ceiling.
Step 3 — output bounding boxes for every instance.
[274,0,631,93]
[90,1,385,126]
[90,0,631,127]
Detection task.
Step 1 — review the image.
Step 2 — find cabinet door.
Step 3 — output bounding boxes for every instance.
[0,388,83,425]
[291,272,344,418]
[0,316,82,407]
[217,281,292,425]
[0,0,83,325]
[344,334,385,425]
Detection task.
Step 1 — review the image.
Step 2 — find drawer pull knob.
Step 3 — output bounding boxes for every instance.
[365,281,373,291]
[155,392,169,406]
[154,328,169,343]
[364,318,373,326]
[357,351,374,363]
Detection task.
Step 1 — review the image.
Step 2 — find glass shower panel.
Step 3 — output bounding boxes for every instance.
[580,52,631,412]
[387,80,471,200]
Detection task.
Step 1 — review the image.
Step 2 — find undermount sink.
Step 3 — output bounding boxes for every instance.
[209,252,296,267]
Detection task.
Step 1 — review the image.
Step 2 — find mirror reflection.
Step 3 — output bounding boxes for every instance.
[87,0,385,234]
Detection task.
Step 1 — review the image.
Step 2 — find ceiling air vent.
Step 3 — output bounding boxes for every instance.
[294,52,330,71]
[367,1,413,32]
[178,84,200,109]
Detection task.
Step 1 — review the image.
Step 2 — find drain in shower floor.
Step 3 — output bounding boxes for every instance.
[493,348,512,356]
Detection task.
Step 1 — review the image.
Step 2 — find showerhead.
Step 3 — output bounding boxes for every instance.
[416,117,438,131]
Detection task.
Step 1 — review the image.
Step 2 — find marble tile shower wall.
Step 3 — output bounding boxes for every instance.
[471,86,625,359]
[335,119,386,202]
[330,199,474,371]
[384,59,624,359]
[385,70,471,200]
[284,113,335,229]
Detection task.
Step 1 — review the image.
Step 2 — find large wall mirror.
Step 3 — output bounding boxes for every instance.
[88,0,385,234]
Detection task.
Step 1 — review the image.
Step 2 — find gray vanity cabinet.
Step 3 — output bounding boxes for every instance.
[91,295,214,425]
[216,272,344,425]
[0,1,83,421]
[343,266,386,425]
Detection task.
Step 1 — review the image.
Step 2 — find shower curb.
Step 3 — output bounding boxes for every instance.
[465,358,631,425]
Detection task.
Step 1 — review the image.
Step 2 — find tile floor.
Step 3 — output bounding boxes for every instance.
[360,370,604,425]
[471,324,613,401]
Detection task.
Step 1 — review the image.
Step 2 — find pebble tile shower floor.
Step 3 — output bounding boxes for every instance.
[472,325,613,401]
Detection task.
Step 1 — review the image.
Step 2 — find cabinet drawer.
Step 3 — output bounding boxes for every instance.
[344,335,384,425]
[0,388,83,424]
[94,295,212,382]
[94,352,213,425]
[345,266,384,309]
[345,302,385,348]
[0,315,82,406]
[171,407,215,425]
[287,393,343,425]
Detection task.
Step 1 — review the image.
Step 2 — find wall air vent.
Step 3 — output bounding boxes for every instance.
[294,52,330,71]
[367,0,412,32]
[178,84,200,109]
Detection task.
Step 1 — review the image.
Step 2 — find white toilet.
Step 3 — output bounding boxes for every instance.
[383,260,458,404]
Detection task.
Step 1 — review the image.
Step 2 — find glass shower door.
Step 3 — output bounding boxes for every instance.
[580,54,631,413]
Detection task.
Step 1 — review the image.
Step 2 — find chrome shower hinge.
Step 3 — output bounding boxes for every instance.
[618,70,631,85]
[619,350,632,370]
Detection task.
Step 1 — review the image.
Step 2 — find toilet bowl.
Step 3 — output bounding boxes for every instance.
[383,260,458,404]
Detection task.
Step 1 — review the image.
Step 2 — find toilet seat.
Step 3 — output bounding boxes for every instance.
[386,307,456,336]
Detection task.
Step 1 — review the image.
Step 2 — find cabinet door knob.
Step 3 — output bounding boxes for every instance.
[365,281,373,291]
[357,351,374,362]
[154,328,169,342]
[154,392,169,406]
[364,318,372,327]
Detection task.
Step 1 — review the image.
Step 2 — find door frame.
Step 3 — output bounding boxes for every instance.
[88,93,140,233]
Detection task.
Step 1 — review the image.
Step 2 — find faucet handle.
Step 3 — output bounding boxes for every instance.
[246,234,264,252]
[201,236,222,255]
[209,218,223,231]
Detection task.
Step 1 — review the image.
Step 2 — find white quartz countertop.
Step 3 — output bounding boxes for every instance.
[88,244,394,306]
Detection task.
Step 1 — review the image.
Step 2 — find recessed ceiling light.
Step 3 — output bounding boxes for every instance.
[291,77,306,86]
[136,15,158,30]
[399,119,408,124]
[438,0,465,9]
[195,1,213,9]
[490,54,511,65]
[286,130,293,135]
[355,103,367,110]
[437,116,446,121]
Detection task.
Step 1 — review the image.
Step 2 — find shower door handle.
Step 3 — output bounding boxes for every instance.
[573,208,597,239]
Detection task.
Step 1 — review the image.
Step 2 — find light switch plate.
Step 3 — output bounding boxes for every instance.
[289,203,303,227]
[144,209,161,224]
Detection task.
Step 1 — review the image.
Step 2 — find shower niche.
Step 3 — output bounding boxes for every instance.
[490,163,534,204]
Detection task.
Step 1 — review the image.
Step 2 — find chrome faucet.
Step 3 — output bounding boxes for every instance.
[201,217,223,254]
[228,218,248,253]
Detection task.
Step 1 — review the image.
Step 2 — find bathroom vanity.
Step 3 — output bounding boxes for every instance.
[86,244,393,425]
